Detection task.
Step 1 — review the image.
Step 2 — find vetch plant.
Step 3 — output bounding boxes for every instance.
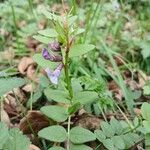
[33,8,97,150]
[42,42,63,84]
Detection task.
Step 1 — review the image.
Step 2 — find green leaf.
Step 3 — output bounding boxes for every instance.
[44,88,70,104]
[94,130,106,142]
[33,54,58,69]
[129,133,141,143]
[145,133,150,148]
[70,144,92,150]
[143,83,150,95]
[27,89,42,107]
[33,35,52,44]
[75,91,98,105]
[38,29,58,37]
[127,89,142,100]
[112,136,125,149]
[102,139,115,150]
[70,127,96,144]
[68,102,81,115]
[110,118,123,135]
[0,122,9,149]
[0,77,25,96]
[101,121,115,137]
[41,9,62,21]
[143,120,150,133]
[3,128,30,150]
[48,146,65,150]
[38,125,67,142]
[69,44,95,58]
[141,102,150,121]
[72,78,83,93]
[41,105,68,122]
[75,28,85,35]
[122,134,135,148]
[141,41,150,59]
[39,75,50,88]
[68,16,78,26]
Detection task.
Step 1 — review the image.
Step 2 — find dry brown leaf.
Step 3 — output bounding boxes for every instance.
[38,20,47,30]
[108,80,119,91]
[124,22,132,31]
[26,64,37,81]
[75,114,101,130]
[106,35,113,46]
[124,70,132,78]
[126,79,139,90]
[114,56,124,66]
[18,57,34,75]
[35,44,43,52]
[26,37,40,51]
[18,20,26,28]
[4,102,18,117]
[4,89,27,118]
[115,90,123,101]
[1,107,11,127]
[78,108,86,116]
[19,111,50,134]
[134,108,142,116]
[4,93,17,107]
[108,80,123,101]
[22,84,34,93]
[51,3,69,15]
[107,67,116,76]
[13,88,27,103]
[27,64,39,82]
[4,88,27,105]
[28,144,41,150]
[0,28,9,36]
[138,71,150,88]
[0,48,14,62]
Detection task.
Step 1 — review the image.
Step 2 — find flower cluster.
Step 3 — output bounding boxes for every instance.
[42,41,63,84]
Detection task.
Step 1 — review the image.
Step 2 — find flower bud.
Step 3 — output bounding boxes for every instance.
[48,41,61,52]
[42,48,62,62]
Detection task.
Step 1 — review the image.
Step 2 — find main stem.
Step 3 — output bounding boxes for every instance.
[64,22,73,150]
[64,23,73,100]
[65,51,72,150]
[67,115,71,150]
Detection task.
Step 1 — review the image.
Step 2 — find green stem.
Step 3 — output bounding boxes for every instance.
[64,38,73,150]
[11,4,20,53]
[98,103,108,122]
[28,0,37,19]
[63,19,74,150]
[64,51,73,100]
[64,20,73,100]
[67,115,71,150]
[28,0,34,14]
[115,102,134,129]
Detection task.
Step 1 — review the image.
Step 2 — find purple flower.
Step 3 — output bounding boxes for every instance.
[48,41,61,52]
[45,63,63,84]
[42,48,62,62]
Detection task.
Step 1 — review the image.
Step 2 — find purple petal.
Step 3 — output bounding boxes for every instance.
[45,63,63,85]
[52,55,62,62]
[49,76,59,84]
[42,48,62,62]
[55,63,64,71]
[42,48,51,60]
[45,68,52,75]
[48,41,61,52]
[53,69,61,77]
[45,68,58,84]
